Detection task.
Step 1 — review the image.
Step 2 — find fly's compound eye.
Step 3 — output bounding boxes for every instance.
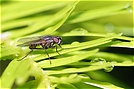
[53,37,62,44]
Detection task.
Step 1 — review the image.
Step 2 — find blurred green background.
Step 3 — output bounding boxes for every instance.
[1,0,134,89]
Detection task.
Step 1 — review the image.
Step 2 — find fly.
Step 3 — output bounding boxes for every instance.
[17,35,63,64]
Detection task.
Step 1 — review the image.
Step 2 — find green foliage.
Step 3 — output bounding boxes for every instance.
[1,0,134,89]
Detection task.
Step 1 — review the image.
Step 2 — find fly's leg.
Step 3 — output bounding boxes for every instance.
[42,44,51,64]
[59,44,69,50]
[55,45,64,58]
[44,48,51,64]
[55,45,61,56]
[17,49,33,61]
[17,48,43,61]
[58,44,64,50]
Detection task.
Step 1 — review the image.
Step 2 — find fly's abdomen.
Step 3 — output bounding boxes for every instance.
[29,44,36,49]
[29,42,41,49]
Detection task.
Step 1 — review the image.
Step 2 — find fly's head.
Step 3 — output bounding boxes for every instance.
[53,36,62,45]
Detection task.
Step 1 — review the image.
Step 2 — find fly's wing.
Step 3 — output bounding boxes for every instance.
[17,36,41,43]
[17,36,41,47]
[17,41,35,47]
[17,35,52,47]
